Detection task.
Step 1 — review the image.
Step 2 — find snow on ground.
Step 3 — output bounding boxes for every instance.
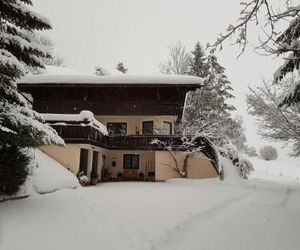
[1,157,300,250]
[250,156,300,182]
[29,149,79,194]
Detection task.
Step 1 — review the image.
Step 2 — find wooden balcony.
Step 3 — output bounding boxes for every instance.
[51,124,218,171]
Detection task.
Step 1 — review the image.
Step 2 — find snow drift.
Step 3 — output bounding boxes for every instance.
[30,149,79,194]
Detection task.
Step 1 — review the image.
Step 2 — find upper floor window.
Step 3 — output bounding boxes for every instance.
[142,121,154,135]
[107,122,127,136]
[163,121,172,135]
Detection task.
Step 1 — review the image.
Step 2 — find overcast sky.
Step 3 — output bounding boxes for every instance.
[32,0,286,154]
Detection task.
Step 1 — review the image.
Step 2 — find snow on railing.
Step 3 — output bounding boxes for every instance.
[41,110,108,135]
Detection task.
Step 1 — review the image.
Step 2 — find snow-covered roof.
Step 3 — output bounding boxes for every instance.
[17,66,203,85]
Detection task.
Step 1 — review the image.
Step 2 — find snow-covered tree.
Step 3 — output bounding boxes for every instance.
[246,78,300,157]
[24,32,64,73]
[0,0,63,147]
[210,0,300,107]
[116,62,128,74]
[228,116,250,153]
[246,147,258,157]
[0,0,64,195]
[188,41,209,78]
[151,137,217,178]
[0,145,30,196]
[259,145,278,161]
[206,53,235,104]
[219,141,254,179]
[159,41,191,75]
[183,43,235,145]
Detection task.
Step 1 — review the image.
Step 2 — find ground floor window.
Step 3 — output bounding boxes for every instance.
[123,154,139,169]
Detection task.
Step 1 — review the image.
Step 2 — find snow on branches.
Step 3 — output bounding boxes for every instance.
[210,0,300,107]
[246,78,300,157]
[210,1,300,57]
[0,0,63,148]
[151,136,214,178]
[218,142,254,179]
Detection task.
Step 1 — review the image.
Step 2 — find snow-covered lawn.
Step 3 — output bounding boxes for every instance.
[250,156,300,181]
[1,173,300,250]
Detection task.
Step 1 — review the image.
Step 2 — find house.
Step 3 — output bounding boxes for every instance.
[18,66,220,182]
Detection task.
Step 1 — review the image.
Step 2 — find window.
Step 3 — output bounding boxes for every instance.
[107,122,127,136]
[142,121,154,135]
[163,121,172,135]
[123,154,139,169]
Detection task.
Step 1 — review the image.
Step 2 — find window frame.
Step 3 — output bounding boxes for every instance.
[142,120,154,135]
[163,121,173,135]
[123,154,139,169]
[107,122,127,136]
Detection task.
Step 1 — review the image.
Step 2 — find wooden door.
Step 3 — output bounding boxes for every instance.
[92,151,99,175]
[123,154,139,180]
[79,148,89,175]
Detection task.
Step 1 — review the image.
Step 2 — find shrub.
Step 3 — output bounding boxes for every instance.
[0,145,31,196]
[77,171,88,186]
[246,147,258,157]
[219,142,254,179]
[259,145,278,161]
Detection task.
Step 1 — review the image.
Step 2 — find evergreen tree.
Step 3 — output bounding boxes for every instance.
[206,53,235,112]
[183,42,235,146]
[116,62,128,74]
[0,0,63,194]
[188,42,209,78]
[0,145,30,196]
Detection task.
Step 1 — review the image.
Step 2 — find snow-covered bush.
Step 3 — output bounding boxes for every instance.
[0,146,30,196]
[246,146,258,157]
[219,142,254,179]
[259,145,278,161]
[77,171,89,186]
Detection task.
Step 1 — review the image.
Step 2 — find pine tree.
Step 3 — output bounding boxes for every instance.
[116,62,128,74]
[275,17,300,107]
[0,0,64,194]
[0,0,63,147]
[183,42,235,146]
[206,53,235,112]
[188,42,209,78]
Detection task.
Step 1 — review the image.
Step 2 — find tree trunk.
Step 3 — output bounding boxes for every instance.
[182,155,190,178]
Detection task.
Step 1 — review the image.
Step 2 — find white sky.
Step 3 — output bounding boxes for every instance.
[32,0,289,156]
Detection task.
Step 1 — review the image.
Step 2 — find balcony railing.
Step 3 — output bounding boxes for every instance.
[51,124,219,172]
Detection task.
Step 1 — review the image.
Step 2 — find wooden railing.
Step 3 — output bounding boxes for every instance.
[51,124,219,173]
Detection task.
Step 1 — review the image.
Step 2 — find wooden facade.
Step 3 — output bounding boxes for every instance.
[18,84,197,118]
